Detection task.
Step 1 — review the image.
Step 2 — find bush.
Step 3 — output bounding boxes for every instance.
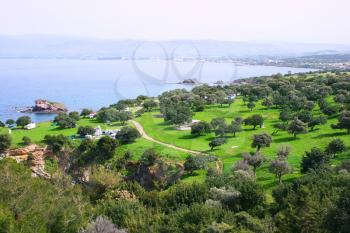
[325,138,346,157]
[22,136,31,146]
[54,113,76,129]
[301,147,329,173]
[69,111,80,121]
[191,121,211,136]
[116,126,140,144]
[209,137,226,151]
[77,126,96,137]
[244,114,264,129]
[0,134,12,154]
[80,108,93,117]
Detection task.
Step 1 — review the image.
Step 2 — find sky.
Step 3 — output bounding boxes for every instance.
[0,0,349,44]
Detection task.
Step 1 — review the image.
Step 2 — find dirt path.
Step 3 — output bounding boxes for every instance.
[129,120,207,156]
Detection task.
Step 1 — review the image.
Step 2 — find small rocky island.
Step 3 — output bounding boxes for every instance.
[21,99,67,113]
[178,78,201,85]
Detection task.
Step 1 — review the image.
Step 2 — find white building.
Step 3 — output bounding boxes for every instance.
[94,126,103,137]
[24,123,36,130]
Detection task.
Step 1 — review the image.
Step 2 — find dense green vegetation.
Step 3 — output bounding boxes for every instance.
[0,71,350,232]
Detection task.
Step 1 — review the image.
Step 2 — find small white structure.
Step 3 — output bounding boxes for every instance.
[175,119,200,131]
[103,129,120,138]
[85,126,120,139]
[24,123,36,130]
[88,112,97,119]
[94,126,103,137]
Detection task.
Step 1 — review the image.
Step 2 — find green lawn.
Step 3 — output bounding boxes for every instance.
[116,137,190,161]
[0,117,190,165]
[136,97,350,188]
[2,96,349,190]
[1,118,125,147]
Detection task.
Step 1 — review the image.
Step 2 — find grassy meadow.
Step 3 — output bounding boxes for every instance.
[136,97,350,188]
[1,96,349,190]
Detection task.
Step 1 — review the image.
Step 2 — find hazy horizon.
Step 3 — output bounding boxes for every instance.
[1,0,349,44]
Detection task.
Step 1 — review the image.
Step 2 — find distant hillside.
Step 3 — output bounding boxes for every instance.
[1,35,350,59]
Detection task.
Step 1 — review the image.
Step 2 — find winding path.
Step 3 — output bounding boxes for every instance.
[129,120,207,156]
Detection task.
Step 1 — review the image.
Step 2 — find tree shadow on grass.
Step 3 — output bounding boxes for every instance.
[312,131,347,139]
[179,134,200,140]
[204,136,216,142]
[239,110,252,114]
[157,121,172,126]
[273,136,297,143]
[49,127,66,132]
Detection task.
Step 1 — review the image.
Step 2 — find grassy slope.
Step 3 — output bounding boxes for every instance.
[136,97,350,188]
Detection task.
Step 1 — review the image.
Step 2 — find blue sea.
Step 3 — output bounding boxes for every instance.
[0,59,315,122]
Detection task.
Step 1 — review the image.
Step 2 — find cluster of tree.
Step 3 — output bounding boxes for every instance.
[54,112,80,129]
[0,116,32,129]
[96,108,132,124]
[189,115,263,151]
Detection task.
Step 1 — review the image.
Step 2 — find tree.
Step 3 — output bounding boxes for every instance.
[209,137,226,151]
[116,111,132,125]
[0,134,11,153]
[43,134,70,153]
[214,125,228,137]
[279,109,292,125]
[5,119,15,125]
[229,121,243,137]
[80,108,93,117]
[287,117,308,138]
[184,156,206,175]
[94,136,118,162]
[164,104,193,125]
[77,126,96,137]
[325,138,346,157]
[325,187,350,233]
[97,108,119,123]
[191,121,211,136]
[69,111,80,121]
[301,147,329,173]
[16,116,31,128]
[296,110,313,124]
[269,146,292,184]
[247,102,255,111]
[54,113,76,129]
[322,104,340,116]
[115,126,140,144]
[0,121,5,128]
[332,110,350,134]
[22,136,31,146]
[139,149,159,166]
[262,98,273,109]
[244,115,264,129]
[142,99,158,112]
[211,118,226,130]
[308,115,327,131]
[251,132,272,151]
[242,152,264,179]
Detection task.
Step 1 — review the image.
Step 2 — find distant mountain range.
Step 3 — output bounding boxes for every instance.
[1,35,350,59]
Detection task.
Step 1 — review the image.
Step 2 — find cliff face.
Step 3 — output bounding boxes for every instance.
[6,144,51,179]
[32,99,67,113]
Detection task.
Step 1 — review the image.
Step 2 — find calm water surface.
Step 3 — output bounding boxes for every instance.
[0,59,315,122]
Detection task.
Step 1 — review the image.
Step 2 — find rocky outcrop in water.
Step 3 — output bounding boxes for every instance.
[22,99,67,113]
[178,79,200,85]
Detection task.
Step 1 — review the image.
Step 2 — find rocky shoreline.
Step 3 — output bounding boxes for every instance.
[20,99,68,114]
